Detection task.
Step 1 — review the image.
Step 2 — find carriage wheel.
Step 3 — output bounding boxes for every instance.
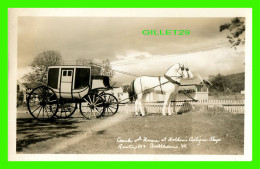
[79,93,105,120]
[100,93,119,116]
[55,101,77,118]
[27,86,58,121]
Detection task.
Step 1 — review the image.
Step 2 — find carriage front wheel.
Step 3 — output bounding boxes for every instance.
[79,93,105,120]
[100,93,119,116]
[27,86,58,121]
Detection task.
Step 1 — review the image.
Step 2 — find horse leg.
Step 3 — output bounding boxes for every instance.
[172,100,176,115]
[162,93,171,116]
[140,93,147,116]
[136,93,145,116]
[171,93,177,114]
[168,93,177,115]
[167,94,173,116]
[135,100,139,116]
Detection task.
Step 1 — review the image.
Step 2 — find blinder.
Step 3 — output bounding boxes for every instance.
[178,64,190,78]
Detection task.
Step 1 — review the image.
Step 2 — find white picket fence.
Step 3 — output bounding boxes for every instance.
[119,99,245,114]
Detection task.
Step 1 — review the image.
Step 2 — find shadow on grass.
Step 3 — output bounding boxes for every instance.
[16,118,81,152]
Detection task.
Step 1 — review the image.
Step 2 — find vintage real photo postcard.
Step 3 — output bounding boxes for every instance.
[8,8,252,161]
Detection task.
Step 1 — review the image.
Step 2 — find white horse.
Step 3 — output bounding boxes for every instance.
[129,63,194,116]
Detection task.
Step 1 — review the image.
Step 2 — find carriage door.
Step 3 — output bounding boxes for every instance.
[60,69,73,98]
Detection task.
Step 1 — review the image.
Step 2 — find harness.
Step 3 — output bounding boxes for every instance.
[158,76,164,94]
[164,74,181,86]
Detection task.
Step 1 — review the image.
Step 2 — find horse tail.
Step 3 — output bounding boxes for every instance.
[128,80,136,102]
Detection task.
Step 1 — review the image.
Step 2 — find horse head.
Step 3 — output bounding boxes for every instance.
[165,63,194,79]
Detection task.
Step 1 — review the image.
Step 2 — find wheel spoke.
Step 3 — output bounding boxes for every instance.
[94,96,100,104]
[82,102,91,107]
[106,108,110,114]
[46,99,58,104]
[44,107,49,118]
[110,98,115,102]
[108,107,114,113]
[43,106,45,118]
[109,102,118,105]
[103,95,107,101]
[31,105,41,114]
[46,105,54,115]
[88,95,93,104]
[90,108,93,118]
[95,108,102,115]
[44,88,48,98]
[81,105,91,108]
[109,106,117,109]
[84,107,91,112]
[36,107,42,118]
[95,102,103,106]
[83,98,91,105]
[93,95,95,104]
[48,93,54,98]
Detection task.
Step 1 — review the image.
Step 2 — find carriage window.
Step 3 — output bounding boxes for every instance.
[74,68,90,89]
[68,71,72,76]
[48,68,59,89]
[63,71,67,76]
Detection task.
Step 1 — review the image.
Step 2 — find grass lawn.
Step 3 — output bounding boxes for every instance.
[17,106,244,155]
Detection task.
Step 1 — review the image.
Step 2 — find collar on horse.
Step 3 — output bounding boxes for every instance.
[164,74,181,86]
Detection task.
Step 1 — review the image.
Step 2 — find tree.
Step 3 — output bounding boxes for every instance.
[209,74,229,93]
[122,84,130,93]
[76,58,101,76]
[100,59,114,77]
[76,58,114,77]
[16,91,24,107]
[219,17,245,48]
[23,50,62,86]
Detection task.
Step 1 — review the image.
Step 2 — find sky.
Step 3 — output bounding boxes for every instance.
[17,17,245,84]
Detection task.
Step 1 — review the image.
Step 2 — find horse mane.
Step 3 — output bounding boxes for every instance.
[165,63,181,77]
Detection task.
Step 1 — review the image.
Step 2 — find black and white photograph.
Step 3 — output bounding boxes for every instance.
[9,8,252,161]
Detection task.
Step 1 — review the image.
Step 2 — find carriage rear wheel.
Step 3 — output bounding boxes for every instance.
[79,93,105,120]
[55,101,77,118]
[27,86,58,121]
[100,93,119,116]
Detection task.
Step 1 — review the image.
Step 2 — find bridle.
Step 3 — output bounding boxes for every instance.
[178,63,190,79]
[166,64,189,79]
[164,64,190,86]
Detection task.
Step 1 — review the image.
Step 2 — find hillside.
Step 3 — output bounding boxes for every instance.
[224,72,245,92]
[209,72,245,93]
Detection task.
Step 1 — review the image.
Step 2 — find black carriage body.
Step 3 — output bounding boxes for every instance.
[28,65,122,120]
[47,66,91,100]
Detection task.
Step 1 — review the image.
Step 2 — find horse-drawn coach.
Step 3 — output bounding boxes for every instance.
[27,65,119,121]
[27,63,201,120]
